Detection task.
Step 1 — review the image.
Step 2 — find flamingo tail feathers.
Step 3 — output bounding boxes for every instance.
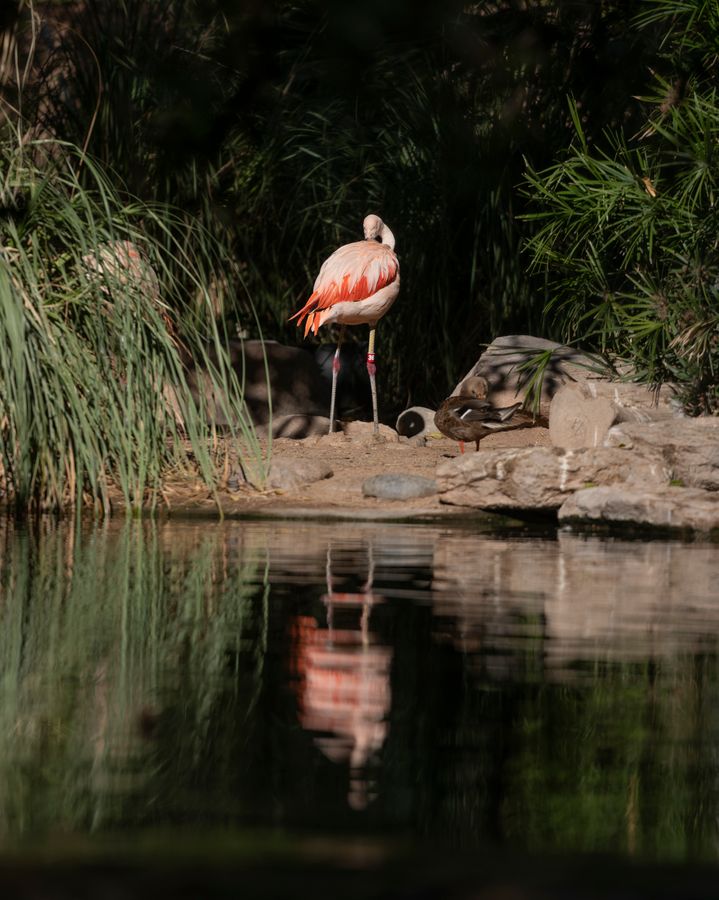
[290,291,335,336]
[289,292,321,336]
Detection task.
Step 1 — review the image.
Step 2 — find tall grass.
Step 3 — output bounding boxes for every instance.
[0,136,263,511]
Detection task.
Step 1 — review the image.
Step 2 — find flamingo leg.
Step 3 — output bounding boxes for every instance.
[328,325,345,434]
[367,325,378,435]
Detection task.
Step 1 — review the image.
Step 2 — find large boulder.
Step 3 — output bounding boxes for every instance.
[605,418,719,490]
[436,445,671,510]
[549,380,681,449]
[559,485,719,533]
[452,335,608,415]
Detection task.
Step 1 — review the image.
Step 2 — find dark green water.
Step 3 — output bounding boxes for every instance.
[2,517,719,891]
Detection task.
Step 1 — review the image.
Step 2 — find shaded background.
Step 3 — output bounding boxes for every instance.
[3,1,662,411]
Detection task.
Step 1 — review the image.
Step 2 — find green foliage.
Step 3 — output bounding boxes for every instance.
[14,0,660,410]
[222,1,659,408]
[524,1,719,412]
[0,136,261,511]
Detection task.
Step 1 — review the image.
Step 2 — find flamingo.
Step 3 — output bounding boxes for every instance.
[290,214,400,434]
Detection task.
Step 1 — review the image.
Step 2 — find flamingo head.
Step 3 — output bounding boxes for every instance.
[363,214,396,250]
[363,214,384,242]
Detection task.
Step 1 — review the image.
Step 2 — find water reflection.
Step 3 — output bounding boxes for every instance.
[0,517,719,861]
[291,542,391,810]
[433,531,719,673]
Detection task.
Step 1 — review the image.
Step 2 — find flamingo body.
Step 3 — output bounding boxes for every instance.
[290,215,399,434]
[291,234,399,337]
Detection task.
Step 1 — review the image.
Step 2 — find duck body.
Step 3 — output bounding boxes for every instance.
[434,376,540,451]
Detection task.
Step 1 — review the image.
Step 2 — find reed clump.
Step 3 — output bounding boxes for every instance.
[0,137,261,513]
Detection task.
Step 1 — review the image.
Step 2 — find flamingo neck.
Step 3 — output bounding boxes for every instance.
[380,224,395,250]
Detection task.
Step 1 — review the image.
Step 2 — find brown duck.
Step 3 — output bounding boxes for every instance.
[434,376,543,452]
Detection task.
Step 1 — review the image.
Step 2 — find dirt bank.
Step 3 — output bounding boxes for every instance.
[157,425,552,521]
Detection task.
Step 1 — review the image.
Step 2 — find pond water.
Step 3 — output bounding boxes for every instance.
[1,516,719,891]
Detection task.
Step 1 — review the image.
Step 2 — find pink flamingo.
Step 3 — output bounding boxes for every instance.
[290,215,400,434]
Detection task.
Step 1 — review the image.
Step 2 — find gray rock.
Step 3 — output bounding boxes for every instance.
[605,418,719,490]
[362,473,438,500]
[436,445,671,510]
[265,459,333,491]
[550,380,680,449]
[559,485,719,533]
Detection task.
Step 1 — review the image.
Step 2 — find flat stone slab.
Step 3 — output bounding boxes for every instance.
[436,446,671,510]
[606,418,719,490]
[362,473,438,500]
[559,485,719,533]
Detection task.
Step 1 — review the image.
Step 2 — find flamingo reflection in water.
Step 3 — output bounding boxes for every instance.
[290,542,392,810]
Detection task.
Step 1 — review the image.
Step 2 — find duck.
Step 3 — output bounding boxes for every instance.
[434,376,543,452]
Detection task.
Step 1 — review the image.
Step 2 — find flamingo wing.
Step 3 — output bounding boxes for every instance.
[291,240,399,336]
